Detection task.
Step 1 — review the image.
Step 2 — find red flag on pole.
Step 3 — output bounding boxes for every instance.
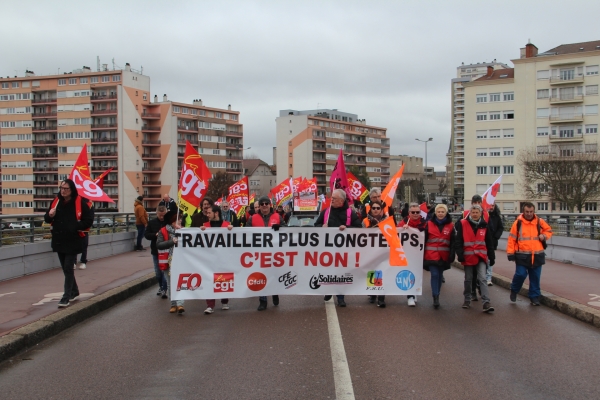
[93,167,114,190]
[69,144,114,203]
[330,149,353,202]
[481,175,503,212]
[227,176,249,215]
[178,141,212,215]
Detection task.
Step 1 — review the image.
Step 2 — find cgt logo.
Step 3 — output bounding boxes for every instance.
[176,273,202,291]
[279,271,298,289]
[395,270,415,291]
[214,273,234,293]
[366,270,383,287]
[247,272,267,291]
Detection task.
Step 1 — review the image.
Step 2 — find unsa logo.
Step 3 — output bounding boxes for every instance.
[395,270,415,291]
[247,272,267,291]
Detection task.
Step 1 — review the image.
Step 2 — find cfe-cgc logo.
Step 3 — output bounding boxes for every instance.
[395,270,415,291]
[247,272,267,291]
[176,273,202,291]
[309,273,353,290]
[214,273,234,293]
[279,271,298,289]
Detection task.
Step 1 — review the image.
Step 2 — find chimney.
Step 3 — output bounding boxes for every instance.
[163,94,167,102]
[486,65,494,77]
[525,41,538,58]
[154,95,158,103]
[25,70,35,77]
[198,99,202,106]
[125,63,131,71]
[228,104,231,111]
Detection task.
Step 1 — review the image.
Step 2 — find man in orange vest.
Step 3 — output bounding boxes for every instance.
[454,204,496,313]
[506,202,553,306]
[246,196,285,311]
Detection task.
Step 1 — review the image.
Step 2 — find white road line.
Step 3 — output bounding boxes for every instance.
[0,292,16,298]
[325,300,355,400]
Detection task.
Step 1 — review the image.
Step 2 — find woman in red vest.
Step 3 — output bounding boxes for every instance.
[424,204,455,309]
[201,205,233,314]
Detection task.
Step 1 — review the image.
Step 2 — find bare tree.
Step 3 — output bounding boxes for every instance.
[206,171,234,201]
[518,146,600,213]
[438,179,448,197]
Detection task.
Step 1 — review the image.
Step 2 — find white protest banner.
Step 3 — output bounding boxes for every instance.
[170,227,424,300]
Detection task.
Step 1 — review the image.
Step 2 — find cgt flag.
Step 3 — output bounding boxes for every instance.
[93,167,114,190]
[378,215,408,266]
[270,178,293,207]
[330,149,353,202]
[347,172,370,203]
[227,176,249,216]
[481,175,502,212]
[178,141,212,215]
[69,144,114,203]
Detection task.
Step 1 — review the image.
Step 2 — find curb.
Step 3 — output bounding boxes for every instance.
[451,262,600,329]
[0,272,156,363]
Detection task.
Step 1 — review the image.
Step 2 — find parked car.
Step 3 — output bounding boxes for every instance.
[574,219,600,228]
[0,222,8,230]
[92,218,114,228]
[287,213,320,227]
[9,222,31,229]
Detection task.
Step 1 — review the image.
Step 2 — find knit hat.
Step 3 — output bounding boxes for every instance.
[136,196,144,201]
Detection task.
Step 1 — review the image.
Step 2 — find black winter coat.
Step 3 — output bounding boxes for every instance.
[44,195,93,255]
[145,217,167,255]
[314,201,362,228]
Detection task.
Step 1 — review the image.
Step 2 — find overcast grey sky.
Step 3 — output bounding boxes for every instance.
[2,0,600,171]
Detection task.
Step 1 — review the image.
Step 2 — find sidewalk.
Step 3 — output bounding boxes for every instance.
[0,249,154,336]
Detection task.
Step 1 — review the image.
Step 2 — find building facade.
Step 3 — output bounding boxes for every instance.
[243,158,276,197]
[275,109,390,194]
[463,40,600,213]
[0,64,244,214]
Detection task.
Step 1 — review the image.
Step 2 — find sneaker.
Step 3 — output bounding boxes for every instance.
[177,306,185,314]
[169,306,177,313]
[161,290,168,299]
[407,297,416,307]
[257,300,267,311]
[471,293,479,302]
[530,297,540,306]
[510,291,517,302]
[483,302,495,313]
[70,294,80,301]
[222,304,230,310]
[324,295,332,301]
[377,299,386,308]
[156,289,162,296]
[204,307,214,314]
[487,280,493,286]
[79,263,87,270]
[58,300,70,308]
[272,295,279,306]
[338,298,346,307]
[462,301,471,309]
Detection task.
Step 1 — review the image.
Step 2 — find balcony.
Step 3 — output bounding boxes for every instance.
[313,157,326,163]
[142,153,161,160]
[32,112,57,119]
[102,180,118,185]
[142,125,161,132]
[178,125,197,132]
[34,180,58,186]
[226,167,242,173]
[91,109,117,115]
[91,94,117,102]
[91,151,118,158]
[143,180,162,186]
[92,123,117,130]
[33,194,55,199]
[142,167,161,173]
[225,130,243,137]
[32,98,57,105]
[313,145,326,152]
[178,139,198,145]
[142,193,161,200]
[91,165,118,171]
[33,153,58,159]
[108,194,119,199]
[550,75,584,85]
[549,95,584,105]
[549,132,584,142]
[141,112,160,119]
[142,140,161,146]
[313,133,325,141]
[226,154,242,161]
[92,137,117,143]
[33,167,58,172]
[32,139,57,145]
[549,114,584,123]
[177,152,185,157]
[32,126,58,132]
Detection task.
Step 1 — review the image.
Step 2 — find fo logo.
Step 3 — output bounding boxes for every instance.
[176,273,202,291]
[395,270,415,291]
[247,272,267,291]
[366,270,383,287]
[214,273,234,293]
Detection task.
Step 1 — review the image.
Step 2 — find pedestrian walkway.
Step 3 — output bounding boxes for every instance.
[0,250,153,336]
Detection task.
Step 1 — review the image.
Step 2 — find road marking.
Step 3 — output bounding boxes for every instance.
[0,292,16,298]
[325,300,355,400]
[32,292,95,306]
[588,294,600,308]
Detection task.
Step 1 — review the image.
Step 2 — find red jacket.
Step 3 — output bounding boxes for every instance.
[460,219,488,265]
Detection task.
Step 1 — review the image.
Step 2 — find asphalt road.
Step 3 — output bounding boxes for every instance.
[1,267,599,400]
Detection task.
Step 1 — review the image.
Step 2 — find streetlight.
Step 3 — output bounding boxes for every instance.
[235,145,251,176]
[415,137,433,203]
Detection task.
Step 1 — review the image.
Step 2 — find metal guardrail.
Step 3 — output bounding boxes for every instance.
[0,212,155,247]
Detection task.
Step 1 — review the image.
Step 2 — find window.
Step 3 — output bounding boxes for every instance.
[80,77,88,84]
[584,202,597,211]
[537,70,550,80]
[489,112,501,120]
[538,202,548,211]
[102,76,110,83]
[69,78,77,85]
[537,146,549,155]
[476,94,487,103]
[503,202,515,211]
[503,111,514,120]
[503,184,514,193]
[561,149,574,157]
[143,93,147,101]
[537,89,549,99]
[476,184,488,192]
[58,79,66,86]
[173,106,180,113]
[490,166,501,174]
[503,129,514,138]
[1,83,8,89]
[476,148,487,157]
[585,124,598,134]
[503,147,514,156]
[537,127,549,136]
[476,130,487,139]
[537,108,549,118]
[476,112,487,121]
[585,105,598,115]
[586,65,599,76]
[489,130,501,139]
[215,112,222,118]
[559,202,569,211]
[476,166,487,175]
[182,107,188,114]
[230,114,237,121]
[503,165,514,174]
[489,148,501,157]
[91,77,98,83]
[586,85,599,96]
[112,75,120,82]
[489,93,500,102]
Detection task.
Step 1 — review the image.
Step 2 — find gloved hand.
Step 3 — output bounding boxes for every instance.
[271,224,280,231]
[489,259,495,266]
[507,254,515,262]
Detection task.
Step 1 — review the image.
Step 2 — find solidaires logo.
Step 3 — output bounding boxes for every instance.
[395,270,415,291]
[309,273,353,289]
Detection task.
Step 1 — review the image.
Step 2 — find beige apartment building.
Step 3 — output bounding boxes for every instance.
[243,158,276,197]
[449,60,509,204]
[0,64,244,214]
[463,40,600,213]
[275,109,390,194]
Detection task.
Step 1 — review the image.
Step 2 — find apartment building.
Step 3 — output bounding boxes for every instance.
[463,40,600,213]
[449,60,510,204]
[0,64,244,214]
[243,158,276,197]
[275,109,390,194]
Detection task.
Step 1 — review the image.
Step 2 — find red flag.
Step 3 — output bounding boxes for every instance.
[347,172,370,203]
[227,176,249,215]
[270,178,293,207]
[93,167,114,190]
[329,149,353,202]
[482,175,502,212]
[178,141,212,215]
[69,144,114,203]
[419,202,429,219]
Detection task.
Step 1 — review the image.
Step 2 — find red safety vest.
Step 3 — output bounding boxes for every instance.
[50,196,92,237]
[424,220,453,262]
[460,219,488,265]
[251,213,280,227]
[203,221,231,228]
[158,226,171,271]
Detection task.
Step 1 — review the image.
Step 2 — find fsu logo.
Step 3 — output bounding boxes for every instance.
[214,273,234,293]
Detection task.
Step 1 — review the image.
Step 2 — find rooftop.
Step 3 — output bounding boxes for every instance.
[541,40,600,56]
[472,68,514,82]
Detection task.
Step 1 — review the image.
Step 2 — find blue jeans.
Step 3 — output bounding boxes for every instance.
[429,266,444,297]
[152,254,167,291]
[486,261,492,282]
[510,265,543,299]
[464,261,490,302]
[136,224,145,248]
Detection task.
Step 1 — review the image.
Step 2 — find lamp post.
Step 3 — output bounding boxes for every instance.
[235,145,251,176]
[415,137,433,203]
